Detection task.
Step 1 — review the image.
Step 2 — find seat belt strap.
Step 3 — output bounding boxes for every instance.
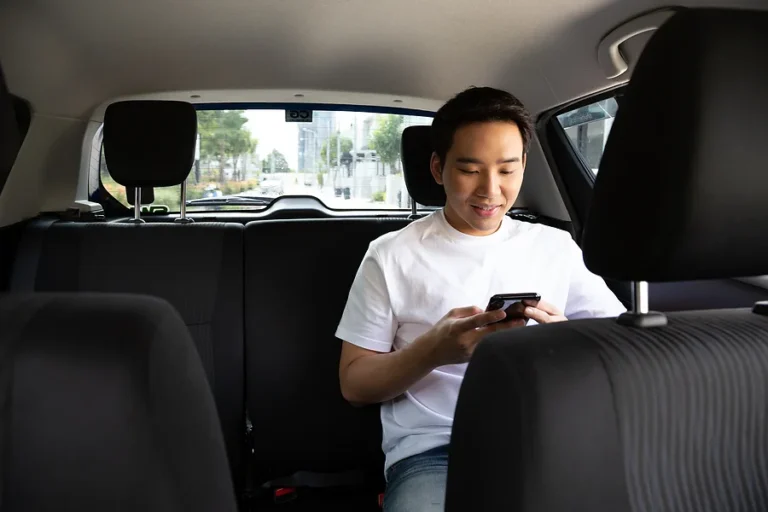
[9,217,58,292]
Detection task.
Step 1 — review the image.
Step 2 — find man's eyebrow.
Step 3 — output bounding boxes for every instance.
[455,157,484,164]
[455,157,520,164]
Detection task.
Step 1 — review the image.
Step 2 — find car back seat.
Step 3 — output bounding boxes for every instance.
[8,101,247,497]
[244,218,407,508]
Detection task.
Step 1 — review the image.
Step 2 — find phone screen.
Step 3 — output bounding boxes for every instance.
[486,293,540,323]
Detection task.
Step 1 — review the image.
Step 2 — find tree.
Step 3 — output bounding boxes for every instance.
[261,150,291,173]
[197,110,257,183]
[369,115,405,174]
[320,133,353,168]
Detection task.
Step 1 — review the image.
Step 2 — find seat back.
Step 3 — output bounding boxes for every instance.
[244,218,407,487]
[0,293,237,512]
[9,101,247,491]
[448,8,768,512]
[25,221,246,482]
[448,311,768,511]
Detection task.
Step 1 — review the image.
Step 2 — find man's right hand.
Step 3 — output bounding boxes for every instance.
[419,306,526,367]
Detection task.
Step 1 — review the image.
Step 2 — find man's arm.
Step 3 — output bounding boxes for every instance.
[339,339,437,406]
[339,306,518,406]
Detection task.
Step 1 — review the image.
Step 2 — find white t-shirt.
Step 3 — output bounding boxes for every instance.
[335,209,625,473]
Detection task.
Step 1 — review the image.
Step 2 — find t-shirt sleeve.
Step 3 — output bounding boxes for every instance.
[564,237,627,320]
[335,245,397,353]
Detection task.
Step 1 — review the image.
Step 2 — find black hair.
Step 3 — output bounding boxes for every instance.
[431,86,534,167]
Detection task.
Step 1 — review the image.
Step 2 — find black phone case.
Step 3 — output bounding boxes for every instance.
[486,293,541,322]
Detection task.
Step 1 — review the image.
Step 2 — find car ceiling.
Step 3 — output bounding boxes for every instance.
[1,0,767,119]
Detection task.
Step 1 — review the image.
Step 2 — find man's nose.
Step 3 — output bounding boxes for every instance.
[476,173,498,198]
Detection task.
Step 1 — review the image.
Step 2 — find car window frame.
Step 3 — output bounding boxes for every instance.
[536,85,625,240]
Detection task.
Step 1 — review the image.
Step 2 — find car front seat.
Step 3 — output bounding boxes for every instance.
[446,8,768,512]
[0,293,237,512]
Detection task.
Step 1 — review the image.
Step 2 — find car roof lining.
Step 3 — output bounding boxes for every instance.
[3,0,765,122]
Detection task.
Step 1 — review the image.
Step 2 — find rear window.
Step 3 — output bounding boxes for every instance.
[556,98,618,175]
[98,108,432,212]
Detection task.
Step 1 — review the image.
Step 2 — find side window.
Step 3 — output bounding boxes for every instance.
[556,98,618,175]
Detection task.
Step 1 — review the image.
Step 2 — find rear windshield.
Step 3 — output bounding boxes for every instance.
[97,107,433,212]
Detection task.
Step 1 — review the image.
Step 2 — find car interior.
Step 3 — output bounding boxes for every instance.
[1,1,767,511]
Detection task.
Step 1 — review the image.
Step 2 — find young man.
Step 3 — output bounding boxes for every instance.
[336,87,625,511]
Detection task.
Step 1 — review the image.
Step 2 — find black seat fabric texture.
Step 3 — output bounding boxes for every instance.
[22,222,246,487]
[244,219,407,499]
[447,310,768,512]
[0,293,237,512]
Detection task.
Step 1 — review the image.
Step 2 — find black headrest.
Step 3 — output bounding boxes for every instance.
[126,186,155,206]
[583,9,768,282]
[401,125,446,207]
[103,101,197,188]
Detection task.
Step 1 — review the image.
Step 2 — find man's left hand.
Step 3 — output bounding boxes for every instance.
[523,300,567,324]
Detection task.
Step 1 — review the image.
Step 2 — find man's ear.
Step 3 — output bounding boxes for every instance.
[430,152,444,185]
[521,153,527,171]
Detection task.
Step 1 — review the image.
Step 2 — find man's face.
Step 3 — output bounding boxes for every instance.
[431,121,526,236]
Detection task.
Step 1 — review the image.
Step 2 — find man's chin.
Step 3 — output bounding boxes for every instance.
[464,215,504,236]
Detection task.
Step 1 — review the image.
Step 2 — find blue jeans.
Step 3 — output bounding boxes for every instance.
[383,445,449,512]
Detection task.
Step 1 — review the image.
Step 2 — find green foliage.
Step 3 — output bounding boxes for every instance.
[320,133,353,165]
[369,115,405,173]
[371,190,386,202]
[317,172,324,188]
[261,150,291,173]
[197,110,257,183]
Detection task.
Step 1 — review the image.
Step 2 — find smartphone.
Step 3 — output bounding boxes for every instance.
[485,293,541,324]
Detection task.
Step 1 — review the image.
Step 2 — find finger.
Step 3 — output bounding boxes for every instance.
[532,300,563,316]
[456,309,506,330]
[449,306,484,318]
[524,306,552,324]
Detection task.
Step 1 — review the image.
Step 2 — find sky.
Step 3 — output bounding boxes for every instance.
[244,110,300,168]
[244,110,375,169]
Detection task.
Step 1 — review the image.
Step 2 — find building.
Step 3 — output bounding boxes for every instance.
[297,111,336,172]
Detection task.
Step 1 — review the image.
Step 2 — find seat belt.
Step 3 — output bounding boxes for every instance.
[9,217,58,292]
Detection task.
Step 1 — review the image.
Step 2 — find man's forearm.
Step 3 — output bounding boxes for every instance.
[341,335,437,405]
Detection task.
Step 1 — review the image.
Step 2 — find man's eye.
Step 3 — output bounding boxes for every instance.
[500,169,515,175]
[458,169,479,174]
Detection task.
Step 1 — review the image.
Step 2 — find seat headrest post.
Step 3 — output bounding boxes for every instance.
[127,187,145,224]
[633,281,649,315]
[411,198,417,217]
[175,180,194,224]
[616,281,667,328]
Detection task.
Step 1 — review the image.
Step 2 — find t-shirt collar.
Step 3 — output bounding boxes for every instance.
[434,208,511,246]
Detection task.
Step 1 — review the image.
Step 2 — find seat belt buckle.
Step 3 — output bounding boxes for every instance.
[273,487,298,504]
